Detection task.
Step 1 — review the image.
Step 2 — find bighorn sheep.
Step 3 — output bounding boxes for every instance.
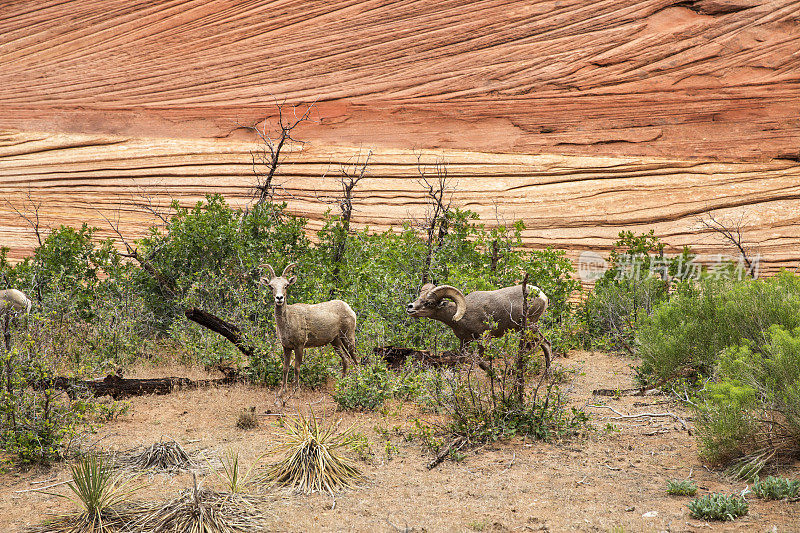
[0,289,32,318]
[259,263,357,395]
[406,283,553,371]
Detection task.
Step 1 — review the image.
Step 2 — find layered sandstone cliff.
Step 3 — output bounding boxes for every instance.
[1,0,798,274]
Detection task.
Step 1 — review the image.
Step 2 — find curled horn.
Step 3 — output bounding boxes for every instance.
[282,262,297,277]
[259,264,276,279]
[430,285,467,321]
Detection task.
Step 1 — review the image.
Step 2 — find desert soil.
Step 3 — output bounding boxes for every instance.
[2,351,798,532]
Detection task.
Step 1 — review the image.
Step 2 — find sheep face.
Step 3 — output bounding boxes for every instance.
[406,283,443,318]
[406,283,467,321]
[261,275,296,306]
[258,263,297,307]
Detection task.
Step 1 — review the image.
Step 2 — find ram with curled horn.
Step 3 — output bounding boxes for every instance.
[259,262,358,399]
[406,282,552,371]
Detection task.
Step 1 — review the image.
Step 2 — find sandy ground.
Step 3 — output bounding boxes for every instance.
[2,351,798,532]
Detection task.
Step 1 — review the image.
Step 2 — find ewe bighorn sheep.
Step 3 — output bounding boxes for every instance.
[0,289,32,318]
[259,263,357,395]
[406,283,553,371]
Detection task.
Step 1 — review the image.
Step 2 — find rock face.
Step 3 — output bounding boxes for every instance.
[1,0,799,274]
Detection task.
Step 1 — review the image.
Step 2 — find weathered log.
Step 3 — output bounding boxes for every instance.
[184,308,254,358]
[34,372,241,400]
[373,346,470,369]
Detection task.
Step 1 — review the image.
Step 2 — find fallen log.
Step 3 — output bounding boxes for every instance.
[373,346,471,369]
[34,372,241,400]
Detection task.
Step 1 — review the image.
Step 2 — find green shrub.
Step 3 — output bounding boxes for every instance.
[333,361,426,411]
[426,332,588,442]
[752,476,800,500]
[694,324,800,465]
[638,271,800,384]
[687,493,748,521]
[666,479,698,496]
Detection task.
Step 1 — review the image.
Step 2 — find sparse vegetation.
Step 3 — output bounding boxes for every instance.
[666,479,697,496]
[687,493,749,521]
[236,407,259,430]
[753,476,800,500]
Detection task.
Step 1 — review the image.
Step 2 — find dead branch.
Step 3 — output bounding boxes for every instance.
[698,211,757,275]
[248,102,315,206]
[427,436,466,470]
[416,156,456,284]
[588,404,688,430]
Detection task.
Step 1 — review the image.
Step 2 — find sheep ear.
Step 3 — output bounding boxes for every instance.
[287,276,297,286]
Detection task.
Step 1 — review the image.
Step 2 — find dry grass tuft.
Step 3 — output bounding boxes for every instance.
[116,437,197,474]
[133,475,269,533]
[260,412,362,494]
[236,407,259,430]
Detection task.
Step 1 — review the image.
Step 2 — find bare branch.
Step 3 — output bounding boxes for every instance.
[698,211,757,274]
[6,189,48,247]
[247,101,316,206]
[415,155,457,284]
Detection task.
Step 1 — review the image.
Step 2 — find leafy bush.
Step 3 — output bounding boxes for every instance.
[694,324,800,465]
[666,479,698,496]
[578,231,692,351]
[333,361,424,411]
[638,271,800,384]
[687,494,748,521]
[426,332,588,442]
[752,476,800,500]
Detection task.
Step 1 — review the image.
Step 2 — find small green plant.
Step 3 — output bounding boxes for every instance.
[346,432,372,462]
[333,361,425,411]
[407,418,445,453]
[752,476,800,500]
[666,479,697,496]
[215,449,260,494]
[687,493,748,521]
[603,423,620,434]
[383,441,400,461]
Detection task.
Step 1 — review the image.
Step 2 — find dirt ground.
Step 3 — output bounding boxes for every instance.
[2,351,798,532]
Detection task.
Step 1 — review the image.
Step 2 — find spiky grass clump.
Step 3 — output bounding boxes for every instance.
[261,412,362,494]
[28,453,142,533]
[688,493,748,521]
[753,476,800,500]
[134,477,269,533]
[117,437,196,474]
[666,479,698,496]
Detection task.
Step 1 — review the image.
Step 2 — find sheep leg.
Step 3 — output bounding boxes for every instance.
[460,340,492,374]
[280,347,292,396]
[292,346,303,392]
[332,338,349,375]
[541,334,552,375]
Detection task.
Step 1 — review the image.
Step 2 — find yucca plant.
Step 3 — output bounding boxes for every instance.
[117,437,196,474]
[261,412,362,494]
[29,453,142,533]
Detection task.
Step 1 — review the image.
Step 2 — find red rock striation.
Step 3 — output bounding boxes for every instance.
[1,0,798,274]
